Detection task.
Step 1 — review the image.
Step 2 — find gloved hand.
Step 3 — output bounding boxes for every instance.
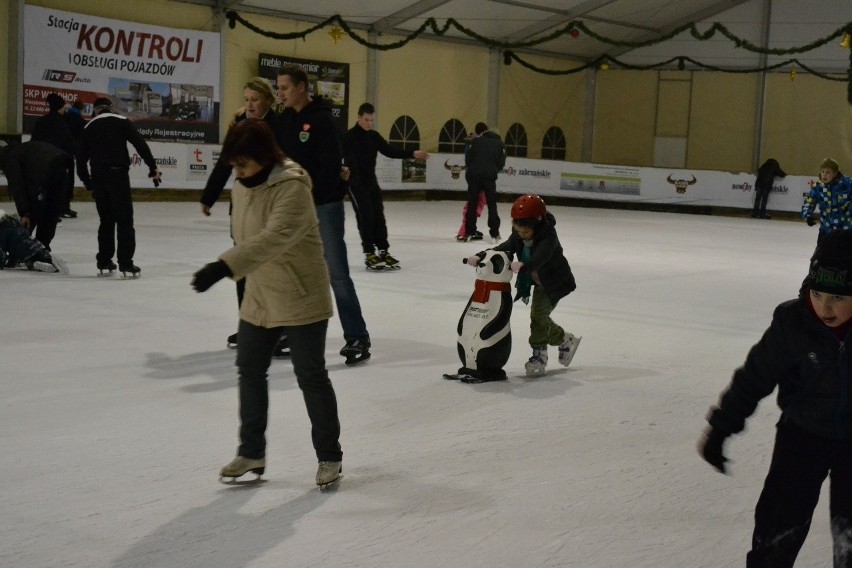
[467,255,482,267]
[806,216,817,227]
[511,261,524,273]
[149,168,162,188]
[698,427,730,474]
[191,260,232,292]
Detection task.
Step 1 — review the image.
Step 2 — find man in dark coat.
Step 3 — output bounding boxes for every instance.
[464,122,506,242]
[31,93,78,219]
[751,158,786,219]
[0,140,70,250]
[343,102,429,270]
[76,98,160,276]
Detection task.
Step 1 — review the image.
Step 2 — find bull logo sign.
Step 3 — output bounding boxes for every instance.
[444,160,466,180]
[666,174,697,194]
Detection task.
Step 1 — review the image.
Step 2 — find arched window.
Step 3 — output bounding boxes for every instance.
[541,126,566,160]
[505,123,527,158]
[388,115,421,152]
[438,118,467,153]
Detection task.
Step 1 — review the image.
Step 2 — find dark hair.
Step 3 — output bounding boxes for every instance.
[474,122,488,135]
[358,103,375,116]
[220,119,284,167]
[277,64,308,87]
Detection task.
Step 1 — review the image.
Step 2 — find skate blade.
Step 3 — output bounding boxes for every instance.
[219,475,266,486]
[442,373,466,380]
[97,271,115,277]
[318,474,342,492]
[460,374,507,384]
[120,273,141,280]
[344,353,371,366]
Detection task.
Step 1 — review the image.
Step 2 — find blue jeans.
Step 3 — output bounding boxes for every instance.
[236,319,342,462]
[315,201,369,342]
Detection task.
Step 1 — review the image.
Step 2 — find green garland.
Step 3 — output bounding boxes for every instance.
[225,11,852,102]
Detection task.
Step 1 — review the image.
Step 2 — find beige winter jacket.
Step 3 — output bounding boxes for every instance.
[219,159,333,328]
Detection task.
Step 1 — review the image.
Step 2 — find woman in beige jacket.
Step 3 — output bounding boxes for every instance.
[192,119,343,487]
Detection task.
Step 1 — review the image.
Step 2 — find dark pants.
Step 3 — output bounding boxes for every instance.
[752,183,772,217]
[235,318,342,462]
[746,420,852,567]
[63,156,76,213]
[464,173,500,237]
[91,167,135,266]
[29,162,65,250]
[0,215,48,264]
[349,181,389,254]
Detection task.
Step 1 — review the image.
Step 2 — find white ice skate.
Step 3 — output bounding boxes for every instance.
[524,347,548,377]
[316,461,342,490]
[219,456,266,484]
[558,333,582,367]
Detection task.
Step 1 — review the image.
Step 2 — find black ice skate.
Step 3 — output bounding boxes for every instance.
[340,339,371,366]
[119,262,141,279]
[219,456,266,485]
[226,332,238,349]
[378,250,401,271]
[273,334,290,358]
[364,252,387,271]
[97,260,117,276]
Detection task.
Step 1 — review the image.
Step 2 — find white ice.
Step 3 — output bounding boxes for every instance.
[0,200,834,567]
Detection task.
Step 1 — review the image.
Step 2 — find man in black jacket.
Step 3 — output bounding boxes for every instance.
[343,102,429,270]
[0,140,70,250]
[464,122,506,242]
[76,98,161,277]
[751,158,786,219]
[275,64,371,365]
[31,93,78,219]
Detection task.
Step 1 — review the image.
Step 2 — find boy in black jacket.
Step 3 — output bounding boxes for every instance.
[468,194,580,377]
[699,229,852,567]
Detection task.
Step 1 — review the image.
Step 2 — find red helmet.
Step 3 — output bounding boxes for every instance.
[511,194,546,222]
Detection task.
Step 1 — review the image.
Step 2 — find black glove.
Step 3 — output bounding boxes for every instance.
[806,216,817,227]
[699,427,730,474]
[191,260,232,292]
[149,168,162,188]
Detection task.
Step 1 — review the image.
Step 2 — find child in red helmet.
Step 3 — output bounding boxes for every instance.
[467,194,580,376]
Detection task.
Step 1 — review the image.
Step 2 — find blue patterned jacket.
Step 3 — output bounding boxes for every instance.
[801,174,852,233]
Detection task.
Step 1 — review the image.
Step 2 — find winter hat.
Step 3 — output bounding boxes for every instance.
[806,230,852,296]
[46,93,65,112]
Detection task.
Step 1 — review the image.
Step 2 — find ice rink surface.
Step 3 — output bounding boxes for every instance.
[0,199,834,567]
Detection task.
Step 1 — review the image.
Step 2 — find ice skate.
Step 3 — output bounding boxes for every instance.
[364,252,387,271]
[524,347,548,377]
[455,234,467,242]
[340,339,371,366]
[29,251,67,274]
[273,334,290,358]
[469,231,484,241]
[316,461,342,490]
[378,250,400,270]
[490,232,501,244]
[219,456,266,484]
[226,332,238,349]
[558,333,582,367]
[97,259,117,276]
[119,262,141,279]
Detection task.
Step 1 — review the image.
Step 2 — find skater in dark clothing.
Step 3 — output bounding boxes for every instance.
[0,140,70,251]
[63,100,87,218]
[467,194,580,377]
[191,119,343,487]
[275,64,372,365]
[463,122,506,242]
[699,229,852,567]
[751,158,786,219]
[76,98,161,277]
[31,93,78,219]
[0,209,68,273]
[343,102,429,270]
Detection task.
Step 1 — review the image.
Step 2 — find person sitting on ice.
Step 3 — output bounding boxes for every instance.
[0,209,68,273]
[467,194,580,377]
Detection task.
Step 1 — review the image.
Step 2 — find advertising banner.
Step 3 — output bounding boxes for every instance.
[23,6,220,143]
[257,53,349,133]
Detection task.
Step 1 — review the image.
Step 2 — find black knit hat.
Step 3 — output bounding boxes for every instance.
[806,230,852,296]
[46,93,65,112]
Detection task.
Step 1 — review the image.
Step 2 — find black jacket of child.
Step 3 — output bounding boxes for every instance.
[708,294,852,441]
[491,212,576,306]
